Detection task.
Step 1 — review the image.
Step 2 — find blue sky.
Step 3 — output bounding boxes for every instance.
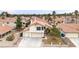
[0,10,76,14]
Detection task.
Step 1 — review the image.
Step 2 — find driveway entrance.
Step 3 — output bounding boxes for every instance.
[19,37,42,47]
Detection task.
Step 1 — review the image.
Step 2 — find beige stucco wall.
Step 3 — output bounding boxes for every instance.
[23,24,44,37]
[65,33,79,38]
[29,24,44,32]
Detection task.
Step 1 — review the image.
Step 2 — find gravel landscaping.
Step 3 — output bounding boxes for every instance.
[42,36,75,47]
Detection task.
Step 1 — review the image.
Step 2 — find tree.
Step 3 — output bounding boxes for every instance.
[1,12,6,19]
[44,28,50,35]
[1,12,11,19]
[15,16,22,30]
[64,13,67,20]
[44,26,61,38]
[74,10,78,24]
[52,11,56,26]
[50,26,61,37]
[48,16,52,22]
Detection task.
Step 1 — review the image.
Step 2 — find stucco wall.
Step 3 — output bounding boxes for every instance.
[23,24,44,37]
[29,24,44,32]
[65,33,79,38]
[23,32,44,37]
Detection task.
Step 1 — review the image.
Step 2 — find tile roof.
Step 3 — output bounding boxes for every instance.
[31,17,52,27]
[0,17,16,23]
[0,25,14,35]
[59,24,79,33]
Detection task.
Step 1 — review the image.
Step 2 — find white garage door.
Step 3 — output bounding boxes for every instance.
[66,33,79,38]
[23,32,44,37]
[31,33,44,37]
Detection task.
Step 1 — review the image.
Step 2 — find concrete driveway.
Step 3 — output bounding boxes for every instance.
[69,38,79,47]
[19,37,42,48]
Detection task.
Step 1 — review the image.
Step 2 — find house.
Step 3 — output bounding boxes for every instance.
[63,15,79,24]
[0,25,14,38]
[0,17,16,27]
[23,17,52,38]
[59,24,79,38]
[20,16,31,27]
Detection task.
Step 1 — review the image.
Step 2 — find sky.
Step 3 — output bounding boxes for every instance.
[0,0,79,14]
[0,10,76,14]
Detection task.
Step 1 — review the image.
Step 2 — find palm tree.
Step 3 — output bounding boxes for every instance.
[64,13,67,22]
[52,11,56,26]
[74,10,78,24]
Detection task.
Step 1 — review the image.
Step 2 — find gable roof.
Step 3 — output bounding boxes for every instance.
[30,17,52,27]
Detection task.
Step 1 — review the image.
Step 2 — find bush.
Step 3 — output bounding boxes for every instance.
[6,34,15,41]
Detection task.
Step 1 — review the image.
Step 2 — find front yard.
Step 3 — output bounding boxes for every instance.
[42,36,64,45]
[42,36,66,47]
[42,26,75,47]
[0,32,21,47]
[42,36,75,47]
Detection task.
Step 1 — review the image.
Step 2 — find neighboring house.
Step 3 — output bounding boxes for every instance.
[59,24,79,38]
[0,17,16,27]
[64,16,79,24]
[0,25,14,38]
[23,17,52,38]
[21,16,31,27]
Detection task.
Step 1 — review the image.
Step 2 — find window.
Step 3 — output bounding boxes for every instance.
[37,27,45,31]
[37,27,41,30]
[42,27,45,30]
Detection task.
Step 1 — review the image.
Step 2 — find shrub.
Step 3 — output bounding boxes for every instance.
[6,34,15,41]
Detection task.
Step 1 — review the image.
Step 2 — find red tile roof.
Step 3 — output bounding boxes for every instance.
[31,17,52,27]
[0,25,14,35]
[59,24,79,33]
[0,17,16,23]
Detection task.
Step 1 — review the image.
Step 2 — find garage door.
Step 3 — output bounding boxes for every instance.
[66,33,79,38]
[23,32,44,37]
[31,33,44,37]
